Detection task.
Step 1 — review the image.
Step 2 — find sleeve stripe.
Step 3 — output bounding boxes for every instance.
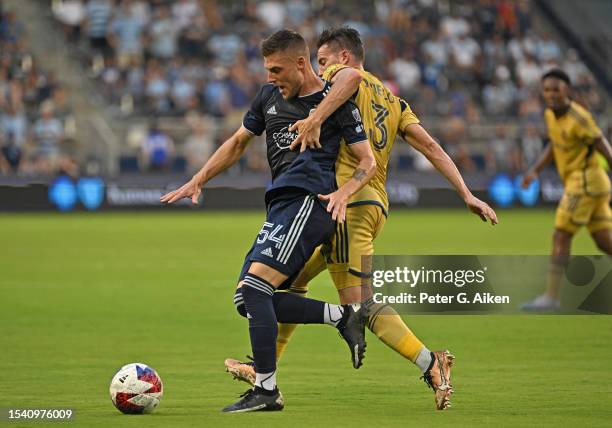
[346,139,368,145]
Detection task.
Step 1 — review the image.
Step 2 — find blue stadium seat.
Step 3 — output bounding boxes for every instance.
[471,154,486,171]
[172,156,187,173]
[119,156,140,173]
[397,155,414,170]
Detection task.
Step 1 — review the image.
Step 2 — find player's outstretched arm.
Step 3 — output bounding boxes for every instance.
[318,140,376,223]
[402,123,498,225]
[289,68,362,152]
[521,142,553,188]
[160,126,254,204]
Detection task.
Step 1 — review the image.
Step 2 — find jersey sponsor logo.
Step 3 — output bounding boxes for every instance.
[267,105,277,115]
[352,107,363,123]
[260,247,274,257]
[272,126,299,150]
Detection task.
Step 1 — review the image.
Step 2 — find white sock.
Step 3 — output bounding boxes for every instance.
[255,371,276,391]
[415,347,433,373]
[323,303,344,327]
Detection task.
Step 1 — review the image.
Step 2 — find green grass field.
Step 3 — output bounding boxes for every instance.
[1,209,611,427]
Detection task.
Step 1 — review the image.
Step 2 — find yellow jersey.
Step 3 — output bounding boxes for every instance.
[545,101,610,196]
[322,64,420,214]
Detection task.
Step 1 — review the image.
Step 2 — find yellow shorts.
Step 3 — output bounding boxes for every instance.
[288,203,386,293]
[555,192,612,234]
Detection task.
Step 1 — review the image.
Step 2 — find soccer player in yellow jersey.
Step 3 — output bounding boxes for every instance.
[225,27,498,411]
[521,68,612,311]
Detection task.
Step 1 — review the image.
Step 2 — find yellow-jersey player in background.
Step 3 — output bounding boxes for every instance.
[521,68,612,311]
[225,27,497,411]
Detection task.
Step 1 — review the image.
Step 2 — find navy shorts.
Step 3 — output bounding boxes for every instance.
[238,190,335,288]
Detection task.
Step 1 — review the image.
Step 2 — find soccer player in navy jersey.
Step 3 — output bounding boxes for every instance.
[161,29,376,412]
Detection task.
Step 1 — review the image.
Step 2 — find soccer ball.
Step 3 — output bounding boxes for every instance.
[109,363,163,414]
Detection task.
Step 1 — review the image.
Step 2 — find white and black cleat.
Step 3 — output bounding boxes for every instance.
[221,387,284,413]
[337,304,367,369]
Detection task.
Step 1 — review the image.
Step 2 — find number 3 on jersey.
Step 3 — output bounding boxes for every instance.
[257,222,285,249]
[369,101,389,150]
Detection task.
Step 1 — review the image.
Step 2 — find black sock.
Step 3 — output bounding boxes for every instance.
[253,385,278,396]
[272,292,325,324]
[242,274,278,374]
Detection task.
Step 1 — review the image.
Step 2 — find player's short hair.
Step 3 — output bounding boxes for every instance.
[317,27,364,61]
[541,68,571,86]
[261,29,308,57]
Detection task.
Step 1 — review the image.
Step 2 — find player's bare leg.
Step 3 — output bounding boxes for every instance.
[591,229,612,254]
[522,229,572,311]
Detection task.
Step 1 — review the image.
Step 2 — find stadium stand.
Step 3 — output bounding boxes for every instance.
[0,4,78,175]
[1,0,609,177]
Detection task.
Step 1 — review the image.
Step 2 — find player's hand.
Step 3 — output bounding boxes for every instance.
[160,177,202,205]
[289,116,322,152]
[521,172,536,189]
[465,194,498,225]
[318,190,348,223]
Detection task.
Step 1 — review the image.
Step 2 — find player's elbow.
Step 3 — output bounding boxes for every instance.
[423,139,444,159]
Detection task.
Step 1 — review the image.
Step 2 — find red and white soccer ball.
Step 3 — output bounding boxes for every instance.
[110,363,163,414]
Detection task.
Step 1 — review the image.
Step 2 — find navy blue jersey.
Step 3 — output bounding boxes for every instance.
[243,82,367,201]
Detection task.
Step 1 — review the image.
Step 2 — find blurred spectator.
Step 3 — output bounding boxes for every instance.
[256,1,287,30]
[1,103,26,147]
[183,111,215,174]
[0,104,26,174]
[516,54,542,87]
[537,32,561,63]
[389,51,421,93]
[33,101,64,159]
[148,4,179,60]
[441,9,469,40]
[32,101,77,176]
[84,0,112,55]
[53,0,85,42]
[108,0,145,69]
[172,0,200,31]
[139,120,174,171]
[144,59,170,113]
[486,124,521,173]
[482,66,516,116]
[440,116,476,172]
[520,122,543,167]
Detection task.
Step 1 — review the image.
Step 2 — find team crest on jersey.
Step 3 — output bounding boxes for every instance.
[352,108,362,123]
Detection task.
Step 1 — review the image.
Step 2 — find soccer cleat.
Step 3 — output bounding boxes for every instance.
[421,350,455,410]
[224,356,255,386]
[337,304,367,369]
[520,294,560,312]
[221,387,284,413]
